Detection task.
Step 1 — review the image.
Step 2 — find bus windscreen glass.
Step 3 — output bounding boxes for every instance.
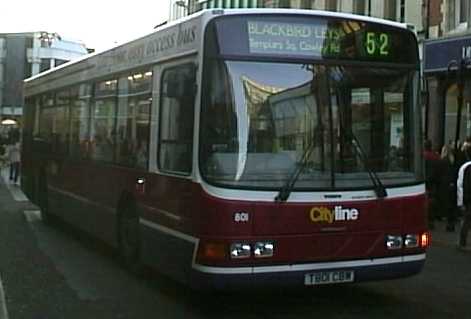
[200,14,421,191]
[213,15,418,64]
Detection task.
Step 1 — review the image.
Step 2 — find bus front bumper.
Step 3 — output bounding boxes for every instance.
[189,253,426,290]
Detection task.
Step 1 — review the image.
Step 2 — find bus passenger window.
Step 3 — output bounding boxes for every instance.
[37,92,69,155]
[116,70,151,168]
[158,64,196,174]
[55,90,71,155]
[70,84,92,160]
[91,79,117,162]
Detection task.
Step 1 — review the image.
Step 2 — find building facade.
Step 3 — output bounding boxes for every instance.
[169,0,424,32]
[423,0,471,151]
[0,32,89,125]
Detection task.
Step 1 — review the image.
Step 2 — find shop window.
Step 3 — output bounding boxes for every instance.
[55,59,68,67]
[384,0,397,21]
[40,59,51,73]
[400,0,405,23]
[325,0,337,11]
[447,0,457,31]
[460,0,468,23]
[158,64,196,175]
[444,84,471,147]
[278,0,290,8]
[353,0,366,14]
[299,0,314,9]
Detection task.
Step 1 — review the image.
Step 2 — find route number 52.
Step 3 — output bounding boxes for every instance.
[366,32,389,56]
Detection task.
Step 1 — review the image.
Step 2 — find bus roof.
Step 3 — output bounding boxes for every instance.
[24,8,410,92]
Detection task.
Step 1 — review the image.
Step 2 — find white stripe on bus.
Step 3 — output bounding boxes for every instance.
[200,183,426,203]
[192,253,426,275]
[138,204,182,221]
[139,218,197,243]
[48,186,114,214]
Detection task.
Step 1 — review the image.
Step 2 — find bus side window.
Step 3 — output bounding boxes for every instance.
[158,64,196,175]
[70,84,92,160]
[91,79,118,162]
[116,70,152,168]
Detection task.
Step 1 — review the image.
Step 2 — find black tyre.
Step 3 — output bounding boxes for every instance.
[118,201,142,274]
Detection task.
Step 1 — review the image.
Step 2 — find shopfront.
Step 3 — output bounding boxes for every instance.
[424,35,471,151]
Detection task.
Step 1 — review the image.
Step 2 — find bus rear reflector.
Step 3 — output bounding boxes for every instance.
[197,242,226,261]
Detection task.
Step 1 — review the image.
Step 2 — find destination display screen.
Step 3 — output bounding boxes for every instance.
[211,15,418,65]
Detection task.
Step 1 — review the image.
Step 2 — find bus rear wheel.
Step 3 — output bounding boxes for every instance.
[118,202,142,274]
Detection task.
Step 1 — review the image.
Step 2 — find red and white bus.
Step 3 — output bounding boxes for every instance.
[22,9,429,289]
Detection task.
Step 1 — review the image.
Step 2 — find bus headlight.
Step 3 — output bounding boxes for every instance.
[254,241,274,258]
[230,243,251,259]
[404,234,419,248]
[386,235,403,250]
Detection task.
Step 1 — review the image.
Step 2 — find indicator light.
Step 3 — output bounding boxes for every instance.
[420,232,430,248]
[198,242,226,261]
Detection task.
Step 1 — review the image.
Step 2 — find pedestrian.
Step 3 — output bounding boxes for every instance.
[439,144,457,231]
[7,140,21,184]
[423,139,441,161]
[424,139,440,229]
[456,137,471,169]
[456,144,471,251]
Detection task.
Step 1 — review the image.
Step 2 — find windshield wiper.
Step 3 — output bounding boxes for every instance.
[274,131,387,202]
[349,132,388,198]
[275,139,316,203]
[331,66,387,199]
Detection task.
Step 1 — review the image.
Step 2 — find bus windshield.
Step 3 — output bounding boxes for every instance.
[199,60,420,190]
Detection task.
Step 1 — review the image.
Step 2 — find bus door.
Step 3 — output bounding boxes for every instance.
[138,61,198,235]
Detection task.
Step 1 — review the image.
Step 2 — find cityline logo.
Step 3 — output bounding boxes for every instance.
[309,206,360,224]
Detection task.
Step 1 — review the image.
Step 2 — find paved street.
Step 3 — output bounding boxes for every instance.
[0,169,470,319]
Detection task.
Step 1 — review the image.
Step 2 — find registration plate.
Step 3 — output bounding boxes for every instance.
[304,270,354,286]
